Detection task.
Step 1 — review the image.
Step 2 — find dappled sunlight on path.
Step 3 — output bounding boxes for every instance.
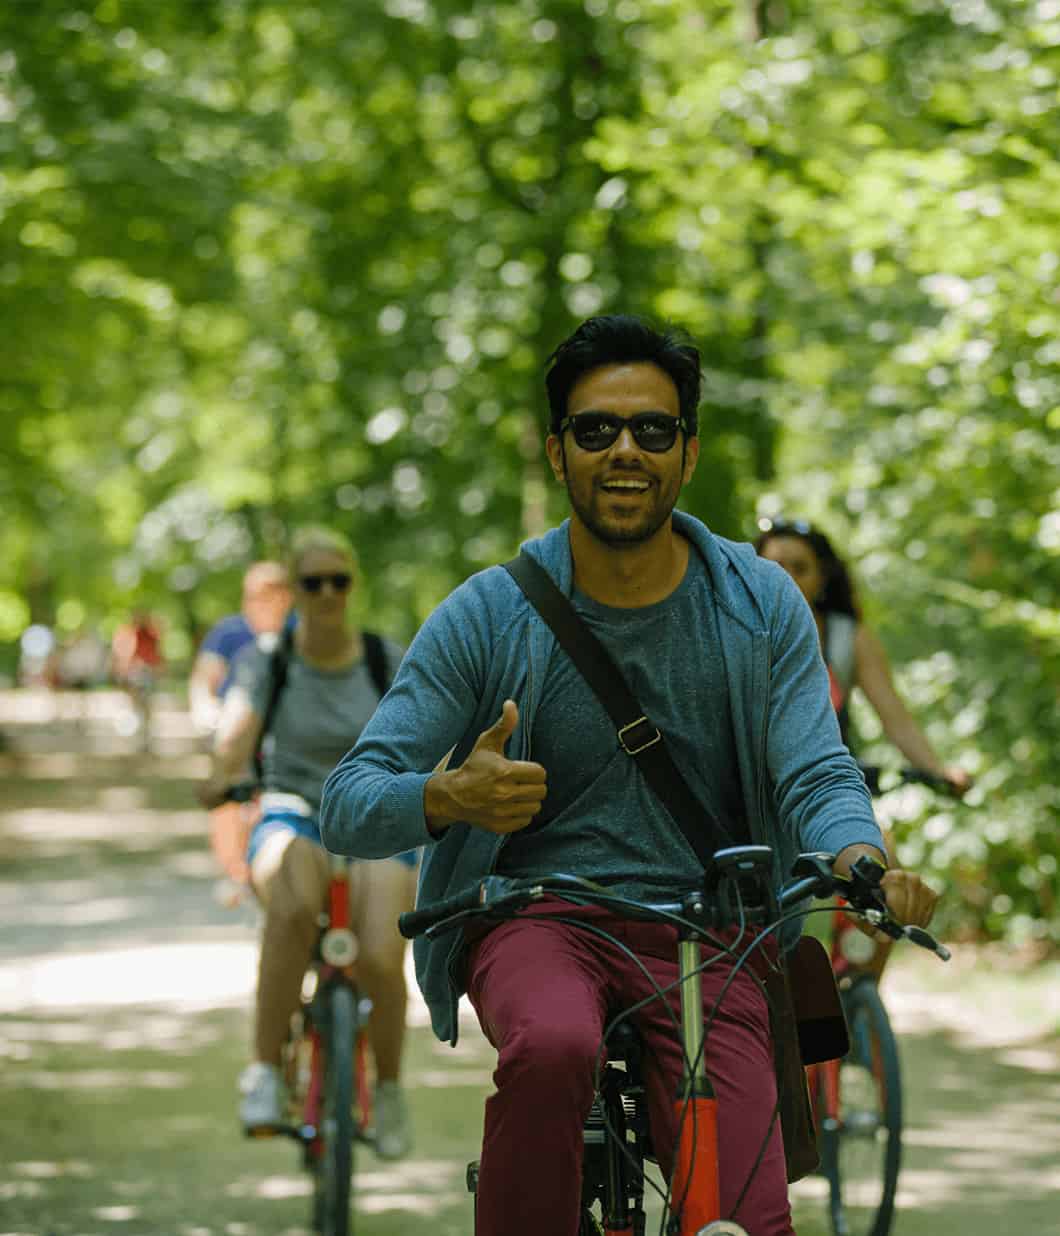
[0,688,1056,1234]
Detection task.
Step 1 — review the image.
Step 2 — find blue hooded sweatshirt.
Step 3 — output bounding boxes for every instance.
[320,512,882,1044]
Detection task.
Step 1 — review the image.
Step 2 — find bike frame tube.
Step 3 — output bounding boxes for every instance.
[328,855,350,931]
[669,936,721,1234]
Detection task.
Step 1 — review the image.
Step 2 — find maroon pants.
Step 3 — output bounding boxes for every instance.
[465,901,794,1236]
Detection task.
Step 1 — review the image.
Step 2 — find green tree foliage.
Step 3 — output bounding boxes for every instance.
[0,0,1056,942]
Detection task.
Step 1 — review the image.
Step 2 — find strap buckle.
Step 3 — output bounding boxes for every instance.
[618,716,662,756]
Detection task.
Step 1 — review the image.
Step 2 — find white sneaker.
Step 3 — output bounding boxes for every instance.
[373,1081,411,1160]
[239,1061,283,1128]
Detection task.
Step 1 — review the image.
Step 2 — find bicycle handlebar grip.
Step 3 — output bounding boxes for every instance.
[900,767,956,794]
[221,781,258,804]
[904,924,952,961]
[397,875,514,939]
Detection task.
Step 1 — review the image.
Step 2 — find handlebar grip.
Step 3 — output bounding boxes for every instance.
[900,767,955,793]
[398,875,515,939]
[221,781,258,804]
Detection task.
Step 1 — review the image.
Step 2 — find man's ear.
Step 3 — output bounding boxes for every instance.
[545,434,566,482]
[681,435,700,486]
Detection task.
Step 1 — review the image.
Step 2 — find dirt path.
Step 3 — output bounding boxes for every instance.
[1,689,1057,1235]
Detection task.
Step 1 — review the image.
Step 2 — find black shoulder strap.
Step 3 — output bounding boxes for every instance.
[362,631,391,699]
[253,621,295,783]
[503,552,732,869]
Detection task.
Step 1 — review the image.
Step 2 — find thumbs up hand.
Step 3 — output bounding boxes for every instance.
[424,700,548,836]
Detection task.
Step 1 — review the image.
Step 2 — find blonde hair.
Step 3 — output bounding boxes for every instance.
[289,526,359,581]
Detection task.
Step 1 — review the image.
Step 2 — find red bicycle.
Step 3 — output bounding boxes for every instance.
[399,845,949,1236]
[809,766,957,1236]
[246,847,374,1236]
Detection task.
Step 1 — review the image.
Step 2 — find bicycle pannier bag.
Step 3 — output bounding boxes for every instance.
[767,934,848,1182]
[765,955,819,1183]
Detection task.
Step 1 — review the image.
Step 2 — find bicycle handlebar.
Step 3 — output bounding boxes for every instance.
[858,763,957,798]
[397,847,951,961]
[397,874,532,938]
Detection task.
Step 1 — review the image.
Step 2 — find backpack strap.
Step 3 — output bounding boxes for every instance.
[253,621,295,783]
[362,631,391,699]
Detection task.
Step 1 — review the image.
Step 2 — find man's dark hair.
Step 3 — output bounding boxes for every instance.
[545,315,702,436]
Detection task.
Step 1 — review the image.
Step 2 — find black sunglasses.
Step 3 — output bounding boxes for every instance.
[558,411,688,453]
[757,516,812,536]
[299,572,352,594]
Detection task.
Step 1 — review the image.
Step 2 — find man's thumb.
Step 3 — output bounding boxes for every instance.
[479,699,518,752]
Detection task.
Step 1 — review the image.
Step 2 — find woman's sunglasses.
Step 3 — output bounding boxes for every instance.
[558,411,688,453]
[299,572,352,594]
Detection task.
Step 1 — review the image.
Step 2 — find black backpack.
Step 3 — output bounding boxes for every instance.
[252,627,392,782]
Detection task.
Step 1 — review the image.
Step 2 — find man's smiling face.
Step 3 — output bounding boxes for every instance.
[546,361,699,548]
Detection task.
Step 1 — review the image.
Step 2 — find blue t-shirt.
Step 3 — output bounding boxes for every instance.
[199,614,255,697]
[497,551,748,901]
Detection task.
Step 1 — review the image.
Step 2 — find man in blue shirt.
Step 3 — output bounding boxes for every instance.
[320,315,939,1236]
[191,561,292,887]
[189,561,292,732]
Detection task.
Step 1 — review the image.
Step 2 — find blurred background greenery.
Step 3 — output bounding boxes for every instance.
[1,0,1056,947]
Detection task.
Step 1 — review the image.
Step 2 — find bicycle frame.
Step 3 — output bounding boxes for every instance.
[299,855,373,1157]
[248,854,372,1236]
[667,928,723,1235]
[593,915,727,1236]
[403,848,947,1236]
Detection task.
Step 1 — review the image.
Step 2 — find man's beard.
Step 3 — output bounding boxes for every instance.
[565,473,679,547]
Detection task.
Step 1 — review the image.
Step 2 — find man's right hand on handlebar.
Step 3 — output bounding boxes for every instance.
[835,843,939,942]
[878,868,938,930]
[423,699,548,837]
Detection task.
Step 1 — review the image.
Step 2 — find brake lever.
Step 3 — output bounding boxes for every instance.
[845,858,952,962]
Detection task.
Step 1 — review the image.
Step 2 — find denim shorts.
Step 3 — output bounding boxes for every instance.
[247,807,419,870]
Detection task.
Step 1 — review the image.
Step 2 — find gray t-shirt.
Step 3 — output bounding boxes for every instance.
[238,636,405,811]
[497,548,748,901]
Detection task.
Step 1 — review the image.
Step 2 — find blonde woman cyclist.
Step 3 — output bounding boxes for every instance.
[200,526,416,1159]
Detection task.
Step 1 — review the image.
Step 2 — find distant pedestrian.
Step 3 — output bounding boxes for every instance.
[111,610,164,750]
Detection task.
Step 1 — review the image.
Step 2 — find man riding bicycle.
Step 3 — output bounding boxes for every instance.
[320,314,938,1236]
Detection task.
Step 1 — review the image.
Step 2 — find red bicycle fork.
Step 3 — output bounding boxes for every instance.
[668,935,722,1236]
[303,860,373,1152]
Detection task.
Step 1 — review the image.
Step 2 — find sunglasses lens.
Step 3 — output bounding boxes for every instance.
[570,414,620,450]
[568,413,681,453]
[630,415,680,451]
[299,573,351,593]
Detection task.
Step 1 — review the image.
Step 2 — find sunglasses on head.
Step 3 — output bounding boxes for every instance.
[299,572,352,594]
[757,516,812,537]
[558,411,688,453]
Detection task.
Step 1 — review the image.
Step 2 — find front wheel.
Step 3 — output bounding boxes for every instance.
[315,984,356,1236]
[819,979,902,1236]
